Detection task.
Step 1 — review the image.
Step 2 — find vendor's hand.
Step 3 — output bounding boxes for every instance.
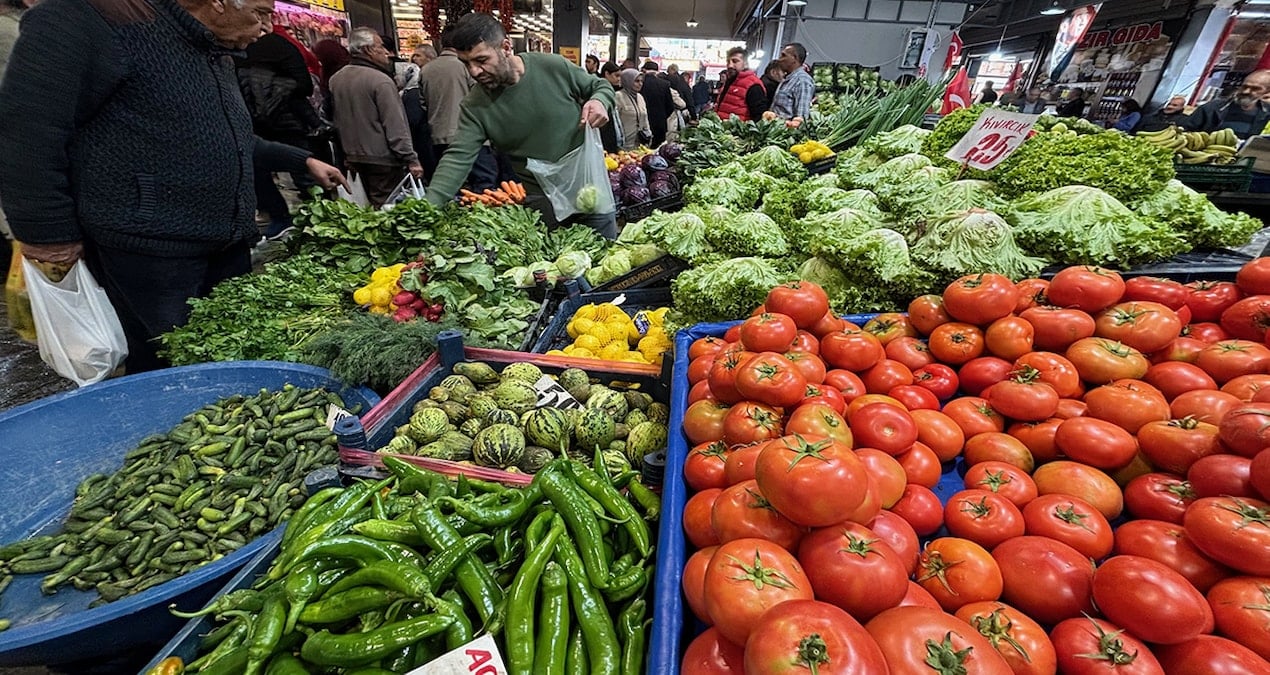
[20,240,82,266]
[581,99,609,128]
[407,162,425,179]
[305,157,351,191]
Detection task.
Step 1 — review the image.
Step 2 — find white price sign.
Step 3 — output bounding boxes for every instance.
[408,634,508,675]
[944,109,1041,171]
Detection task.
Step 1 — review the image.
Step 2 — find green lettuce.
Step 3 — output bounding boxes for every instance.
[910,209,1045,281]
[833,147,885,188]
[860,124,931,160]
[805,187,853,215]
[852,153,934,191]
[809,227,933,298]
[671,257,793,326]
[874,165,952,219]
[684,176,761,210]
[789,207,886,255]
[739,146,808,181]
[1010,185,1188,266]
[705,211,789,257]
[1135,179,1263,250]
[993,132,1175,202]
[639,210,714,263]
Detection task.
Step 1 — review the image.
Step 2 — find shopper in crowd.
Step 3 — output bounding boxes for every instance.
[761,62,784,111]
[412,43,436,68]
[329,27,422,208]
[614,69,652,151]
[1015,86,1047,114]
[977,81,998,104]
[0,0,346,374]
[716,47,767,122]
[637,61,677,147]
[0,0,33,266]
[1137,95,1188,133]
[313,39,351,99]
[666,63,695,118]
[585,53,600,75]
[423,13,616,236]
[237,24,321,240]
[770,42,814,120]
[998,91,1017,108]
[598,62,623,152]
[1056,87,1087,118]
[692,73,713,116]
[1112,99,1143,133]
[1183,70,1270,138]
[420,25,500,189]
[399,50,437,180]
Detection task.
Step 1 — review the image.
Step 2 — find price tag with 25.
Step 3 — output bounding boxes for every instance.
[944,108,1041,171]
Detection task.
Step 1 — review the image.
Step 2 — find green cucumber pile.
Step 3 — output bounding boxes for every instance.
[171,456,659,674]
[0,385,351,612]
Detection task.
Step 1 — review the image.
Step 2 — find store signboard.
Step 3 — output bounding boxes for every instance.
[1049,4,1102,81]
[945,109,1040,171]
[559,46,582,65]
[1079,21,1164,49]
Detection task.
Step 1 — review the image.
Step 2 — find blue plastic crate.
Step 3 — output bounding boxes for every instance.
[530,288,674,355]
[0,362,378,668]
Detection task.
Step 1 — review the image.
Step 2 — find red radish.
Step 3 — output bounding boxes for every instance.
[393,291,418,306]
[393,307,418,322]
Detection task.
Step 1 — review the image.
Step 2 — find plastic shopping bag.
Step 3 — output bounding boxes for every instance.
[22,258,127,386]
[382,174,427,210]
[526,126,614,222]
[337,172,370,207]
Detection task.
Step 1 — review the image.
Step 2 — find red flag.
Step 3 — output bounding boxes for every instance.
[1002,62,1023,93]
[941,67,971,115]
[943,31,963,71]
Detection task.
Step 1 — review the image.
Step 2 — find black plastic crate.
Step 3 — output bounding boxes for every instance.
[1175,157,1254,193]
[1040,248,1252,283]
[618,192,685,223]
[806,155,838,175]
[591,255,690,292]
[531,288,674,355]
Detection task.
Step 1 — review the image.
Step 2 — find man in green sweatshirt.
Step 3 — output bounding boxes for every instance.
[424,12,617,238]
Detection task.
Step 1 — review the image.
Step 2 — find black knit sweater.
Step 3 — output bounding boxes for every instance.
[0,0,312,256]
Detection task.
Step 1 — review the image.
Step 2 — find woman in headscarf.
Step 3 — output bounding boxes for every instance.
[614,69,652,151]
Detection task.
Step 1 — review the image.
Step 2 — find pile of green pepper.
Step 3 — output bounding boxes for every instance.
[0,385,352,617]
[169,453,659,674]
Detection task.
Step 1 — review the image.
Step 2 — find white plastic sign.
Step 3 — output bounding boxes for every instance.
[408,634,508,675]
[533,374,584,410]
[325,404,355,431]
[944,108,1041,170]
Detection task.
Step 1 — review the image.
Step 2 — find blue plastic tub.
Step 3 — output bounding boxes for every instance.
[0,361,378,667]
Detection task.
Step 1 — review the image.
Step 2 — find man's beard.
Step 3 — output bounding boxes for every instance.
[476,52,516,91]
[1236,91,1258,108]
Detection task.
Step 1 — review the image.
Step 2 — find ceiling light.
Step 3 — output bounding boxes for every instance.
[686,0,698,27]
[787,0,807,6]
[1040,0,1065,15]
[686,18,699,27]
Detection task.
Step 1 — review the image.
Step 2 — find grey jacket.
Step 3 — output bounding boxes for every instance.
[419,50,474,146]
[329,57,418,166]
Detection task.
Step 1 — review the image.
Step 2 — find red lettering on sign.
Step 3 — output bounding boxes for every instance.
[1111,27,1129,45]
[1148,22,1162,40]
[466,650,493,670]
[1078,21,1164,48]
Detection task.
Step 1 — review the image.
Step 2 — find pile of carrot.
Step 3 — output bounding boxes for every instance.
[459,181,526,207]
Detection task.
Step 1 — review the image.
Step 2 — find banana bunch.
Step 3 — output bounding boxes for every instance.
[1138,126,1241,165]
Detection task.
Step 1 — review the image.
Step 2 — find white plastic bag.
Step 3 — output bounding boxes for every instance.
[526,126,615,221]
[337,172,370,206]
[22,259,127,386]
[382,174,427,210]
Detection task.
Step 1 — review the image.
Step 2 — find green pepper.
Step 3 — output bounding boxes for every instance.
[281,487,341,549]
[169,589,264,619]
[263,652,311,675]
[244,594,286,675]
[411,504,503,629]
[350,519,426,547]
[283,534,423,576]
[298,586,402,625]
[625,478,660,520]
[299,614,453,667]
[506,516,567,675]
[617,597,647,675]
[421,532,493,593]
[382,456,443,496]
[554,536,621,675]
[434,590,475,650]
[322,560,431,599]
[566,461,651,559]
[437,481,542,527]
[566,624,589,675]
[272,479,390,578]
[533,562,570,675]
[282,562,322,634]
[523,507,556,550]
[538,466,610,590]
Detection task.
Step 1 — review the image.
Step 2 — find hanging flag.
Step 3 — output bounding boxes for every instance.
[1002,62,1023,92]
[1049,4,1102,82]
[941,66,972,114]
[943,31,963,71]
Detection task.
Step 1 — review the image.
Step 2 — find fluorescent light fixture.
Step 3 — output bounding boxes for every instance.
[787,0,807,6]
[1040,0,1065,15]
[1239,9,1270,16]
[686,0,698,28]
[686,18,698,26]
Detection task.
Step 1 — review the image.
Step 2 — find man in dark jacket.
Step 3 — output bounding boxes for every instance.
[1136,95,1189,133]
[1183,71,1270,138]
[0,0,347,374]
[666,64,694,118]
[1056,87,1087,118]
[692,75,712,116]
[640,60,676,146]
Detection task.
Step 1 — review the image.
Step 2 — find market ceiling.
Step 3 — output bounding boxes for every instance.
[622,0,746,39]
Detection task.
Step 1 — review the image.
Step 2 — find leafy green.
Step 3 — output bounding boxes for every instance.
[920,105,990,162]
[1033,114,1105,135]
[671,257,793,326]
[993,132,1175,203]
[705,211,789,257]
[860,124,931,160]
[760,182,812,231]
[874,165,953,219]
[739,146,808,181]
[851,153,934,191]
[639,210,715,263]
[910,209,1045,281]
[833,147,885,188]
[805,187,853,215]
[684,176,761,210]
[1135,180,1263,250]
[789,207,885,255]
[809,227,932,299]
[1010,185,1188,266]
[302,313,470,391]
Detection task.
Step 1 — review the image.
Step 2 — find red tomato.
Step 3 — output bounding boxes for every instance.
[1048,266,1125,312]
[908,294,952,335]
[962,432,1035,472]
[1066,337,1150,383]
[884,336,934,371]
[1114,519,1231,593]
[721,402,783,447]
[1238,257,1270,295]
[963,460,1039,507]
[896,442,942,488]
[782,351,826,385]
[1154,635,1270,675]
[711,479,805,549]
[723,442,767,485]
[683,488,721,548]
[943,396,1007,439]
[703,538,813,645]
[1015,278,1051,312]
[856,448,907,508]
[928,322,986,365]
[943,489,1025,549]
[1022,493,1114,560]
[684,399,730,445]
[734,352,807,409]
[1221,295,1270,342]
[755,434,869,527]
[1155,336,1210,363]
[689,354,716,385]
[913,363,959,401]
[1189,454,1255,499]
[1220,403,1270,458]
[820,330,884,372]
[1021,305,1097,352]
[1054,398,1088,419]
[785,404,852,446]
[984,371,1059,422]
[1014,351,1084,399]
[1009,418,1063,464]
[690,336,730,361]
[1186,496,1270,576]
[1050,617,1163,675]
[1190,321,1233,344]
[868,510,920,576]
[850,403,918,456]
[1222,373,1270,400]
[688,378,715,405]
[708,351,750,404]
[1198,340,1270,384]
[681,627,745,674]
[1093,555,1214,644]
[797,522,909,622]
[800,383,846,414]
[1053,416,1138,470]
[1207,576,1270,661]
[1138,417,1222,475]
[1095,301,1183,354]
[943,273,1019,327]
[682,546,717,624]
[994,536,1096,626]
[866,606,1013,675]
[845,394,906,421]
[744,600,889,675]
[905,408,963,463]
[1172,389,1242,424]
[786,330,819,354]
[957,356,1014,397]
[954,601,1058,675]
[823,369,867,402]
[1144,361,1217,400]
[766,281,831,329]
[1125,275,1189,309]
[984,316,1035,360]
[1255,448,1270,500]
[1083,380,1170,434]
[861,359,914,394]
[1124,472,1197,524]
[863,312,917,346]
[887,384,940,411]
[889,484,944,536]
[1032,460,1124,520]
[897,581,943,609]
[915,537,1003,612]
[685,440,732,491]
[724,324,743,343]
[810,311,848,337]
[1188,280,1245,323]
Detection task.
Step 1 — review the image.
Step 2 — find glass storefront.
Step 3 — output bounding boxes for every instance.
[587,1,617,64]
[1194,15,1270,104]
[387,0,553,57]
[275,0,350,47]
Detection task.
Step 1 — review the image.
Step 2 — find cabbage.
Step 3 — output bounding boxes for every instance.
[1010,185,1188,266]
[640,210,714,263]
[619,164,647,187]
[624,243,665,266]
[599,249,633,280]
[910,209,1044,281]
[554,251,592,278]
[576,185,600,213]
[852,153,934,191]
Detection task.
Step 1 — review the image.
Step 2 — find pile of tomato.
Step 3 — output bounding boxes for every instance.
[677,264,1270,674]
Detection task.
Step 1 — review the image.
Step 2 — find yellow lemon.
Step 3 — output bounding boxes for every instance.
[573,334,602,351]
[791,143,807,154]
[600,342,628,360]
[626,322,643,343]
[593,303,622,321]
[572,318,597,338]
[571,347,596,359]
[650,307,669,325]
[371,267,394,283]
[586,322,613,346]
[352,287,372,305]
[621,352,649,364]
[574,304,599,321]
[798,151,815,164]
[812,147,831,160]
[370,286,392,307]
[547,349,568,357]
[390,263,407,272]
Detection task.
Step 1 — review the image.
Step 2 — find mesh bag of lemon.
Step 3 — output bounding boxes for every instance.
[547,302,673,366]
[790,140,835,164]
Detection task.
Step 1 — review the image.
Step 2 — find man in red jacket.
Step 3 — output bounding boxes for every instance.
[715,47,766,121]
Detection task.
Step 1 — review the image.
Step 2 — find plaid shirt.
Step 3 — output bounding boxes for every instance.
[770,68,814,120]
